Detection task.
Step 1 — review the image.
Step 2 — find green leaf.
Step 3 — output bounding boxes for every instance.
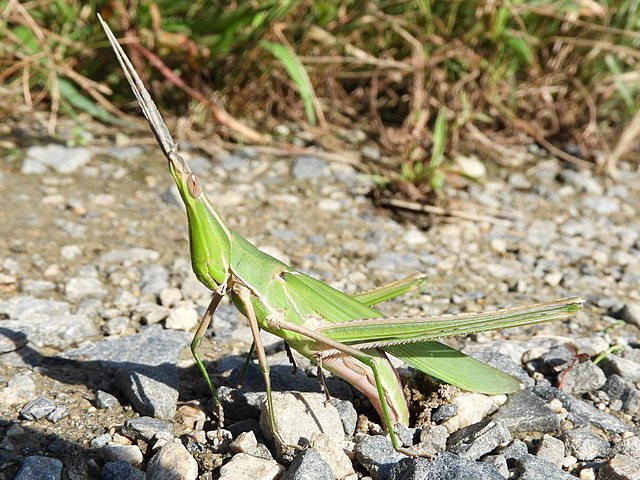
[505,36,533,65]
[259,40,317,125]
[12,25,39,54]
[605,54,634,109]
[57,78,124,125]
[429,108,447,168]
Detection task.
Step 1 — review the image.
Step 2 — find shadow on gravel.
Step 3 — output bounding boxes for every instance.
[3,327,352,419]
[0,422,97,479]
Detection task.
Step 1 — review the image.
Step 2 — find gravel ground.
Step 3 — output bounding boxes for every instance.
[0,125,639,479]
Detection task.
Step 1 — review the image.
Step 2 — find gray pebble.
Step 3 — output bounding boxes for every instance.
[602,374,640,415]
[432,404,458,423]
[112,290,138,309]
[492,388,560,434]
[116,364,179,420]
[54,218,86,237]
[62,325,190,367]
[230,431,273,460]
[95,390,120,409]
[159,287,182,307]
[20,397,56,420]
[62,327,190,419]
[161,184,183,207]
[22,145,92,174]
[165,305,199,331]
[180,275,212,302]
[614,434,640,457]
[499,438,529,460]
[103,317,130,336]
[0,373,36,406]
[291,156,329,180]
[562,428,610,461]
[447,419,512,461]
[538,345,574,374]
[328,397,357,438]
[559,360,606,395]
[602,355,640,383]
[122,417,173,443]
[481,454,509,478]
[2,313,98,350]
[139,264,169,296]
[15,455,63,480]
[557,169,603,194]
[99,461,146,480]
[99,248,160,265]
[515,454,575,480]
[21,280,56,295]
[218,386,265,421]
[394,423,419,448]
[309,432,355,479]
[535,434,564,467]
[412,425,448,457]
[0,296,69,319]
[582,196,620,215]
[187,156,213,174]
[355,435,405,480]
[99,444,144,466]
[132,302,169,325]
[508,172,531,189]
[367,252,423,273]
[64,276,107,301]
[361,145,381,161]
[76,298,103,317]
[465,350,534,386]
[532,386,635,435]
[218,452,284,480]
[46,405,70,423]
[599,455,640,480]
[260,392,344,462]
[0,327,28,354]
[389,452,504,480]
[101,145,144,159]
[146,441,198,480]
[219,154,250,171]
[282,449,333,480]
[619,302,640,327]
[91,433,112,449]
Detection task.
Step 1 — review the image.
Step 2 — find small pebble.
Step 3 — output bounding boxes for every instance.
[146,441,198,480]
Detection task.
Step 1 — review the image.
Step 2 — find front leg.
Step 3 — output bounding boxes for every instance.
[232,283,302,452]
[191,291,225,425]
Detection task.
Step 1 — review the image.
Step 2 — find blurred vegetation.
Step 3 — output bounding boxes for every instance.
[2,0,640,199]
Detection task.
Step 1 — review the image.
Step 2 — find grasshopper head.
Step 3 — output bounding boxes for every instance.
[167,155,232,291]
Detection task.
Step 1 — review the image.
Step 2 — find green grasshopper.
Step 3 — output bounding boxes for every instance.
[99,16,583,451]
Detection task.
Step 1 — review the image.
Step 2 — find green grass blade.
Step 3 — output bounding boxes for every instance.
[259,40,317,125]
[429,107,447,169]
[58,78,124,125]
[385,341,521,394]
[605,54,635,109]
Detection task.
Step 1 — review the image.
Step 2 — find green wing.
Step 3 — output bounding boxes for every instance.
[280,270,384,322]
[384,342,520,394]
[280,270,551,394]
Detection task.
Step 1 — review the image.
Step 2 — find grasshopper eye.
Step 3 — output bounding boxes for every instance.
[187,173,202,198]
